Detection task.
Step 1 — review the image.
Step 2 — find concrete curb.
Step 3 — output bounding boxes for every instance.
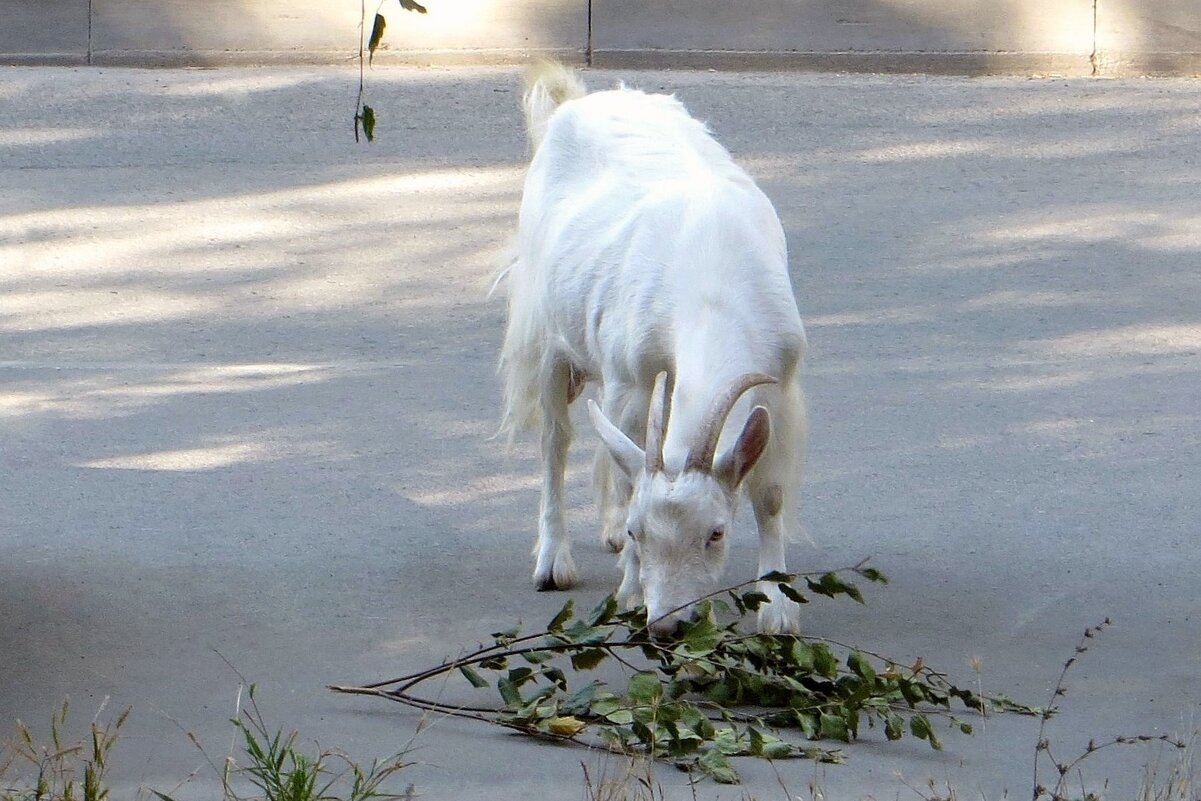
[10,49,1196,77]
[0,48,585,69]
[2,0,1199,75]
[7,49,1191,77]
[591,50,1100,77]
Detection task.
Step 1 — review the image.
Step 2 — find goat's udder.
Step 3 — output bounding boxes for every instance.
[566,365,590,403]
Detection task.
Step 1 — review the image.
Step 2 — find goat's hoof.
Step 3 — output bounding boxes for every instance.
[757,602,802,635]
[600,521,627,552]
[534,551,578,592]
[535,573,577,591]
[615,588,642,611]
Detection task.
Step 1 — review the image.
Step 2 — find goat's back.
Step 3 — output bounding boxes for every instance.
[519,85,791,315]
[532,87,752,200]
[500,80,802,440]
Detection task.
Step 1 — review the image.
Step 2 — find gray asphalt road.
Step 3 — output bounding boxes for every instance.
[2,66,1199,800]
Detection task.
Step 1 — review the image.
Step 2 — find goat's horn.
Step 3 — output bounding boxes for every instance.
[683,373,778,473]
[645,371,671,473]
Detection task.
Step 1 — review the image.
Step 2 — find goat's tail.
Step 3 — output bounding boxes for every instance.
[522,61,586,152]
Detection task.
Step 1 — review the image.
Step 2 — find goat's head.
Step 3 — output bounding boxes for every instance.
[587,372,775,637]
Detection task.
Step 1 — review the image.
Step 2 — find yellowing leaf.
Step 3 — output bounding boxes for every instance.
[547,716,587,737]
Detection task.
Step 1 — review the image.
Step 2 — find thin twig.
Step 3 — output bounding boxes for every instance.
[1032,618,1111,801]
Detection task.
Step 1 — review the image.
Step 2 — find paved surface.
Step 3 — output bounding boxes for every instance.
[2,66,1200,800]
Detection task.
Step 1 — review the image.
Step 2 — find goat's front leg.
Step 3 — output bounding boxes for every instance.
[594,446,631,553]
[751,484,802,634]
[615,538,642,610]
[533,361,578,591]
[593,381,648,553]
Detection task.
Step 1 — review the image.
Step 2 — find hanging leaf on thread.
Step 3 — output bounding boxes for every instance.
[368,14,386,64]
[356,104,376,143]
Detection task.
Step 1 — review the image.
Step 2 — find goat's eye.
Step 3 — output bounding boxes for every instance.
[707,529,725,545]
[627,529,637,540]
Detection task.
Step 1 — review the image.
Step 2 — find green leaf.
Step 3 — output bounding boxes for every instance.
[777,582,809,605]
[795,711,819,739]
[847,651,876,682]
[604,708,634,725]
[561,681,602,714]
[521,649,554,665]
[631,719,655,746]
[507,666,535,687]
[747,726,792,759]
[628,671,663,704]
[587,594,619,626]
[542,666,568,690]
[398,0,428,11]
[570,648,608,671]
[910,713,941,749]
[357,104,376,143]
[748,725,766,755]
[478,655,507,671]
[590,697,622,716]
[738,590,771,611]
[492,625,521,644]
[679,617,723,655]
[884,714,904,741]
[899,678,928,707]
[591,696,635,725]
[807,573,865,603]
[854,566,889,584]
[697,748,740,784]
[561,622,610,646]
[497,676,522,707]
[760,570,791,582]
[547,599,575,632]
[791,641,816,672]
[459,666,488,688]
[819,713,850,743]
[597,726,630,749]
[367,13,386,62]
[759,735,794,760]
[713,727,748,755]
[711,598,735,617]
[812,644,839,678]
[959,721,974,735]
[988,694,1044,716]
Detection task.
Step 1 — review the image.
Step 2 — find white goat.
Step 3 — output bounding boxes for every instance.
[497,64,808,635]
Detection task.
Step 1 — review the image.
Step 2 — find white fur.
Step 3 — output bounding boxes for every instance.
[496,65,808,633]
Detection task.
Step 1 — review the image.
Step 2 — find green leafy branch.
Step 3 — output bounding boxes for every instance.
[331,561,1041,784]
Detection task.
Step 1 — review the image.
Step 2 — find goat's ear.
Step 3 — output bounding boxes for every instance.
[715,406,770,489]
[587,400,644,480]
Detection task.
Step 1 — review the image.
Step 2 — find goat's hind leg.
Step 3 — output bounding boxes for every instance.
[533,360,578,591]
[750,483,802,634]
[748,381,806,633]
